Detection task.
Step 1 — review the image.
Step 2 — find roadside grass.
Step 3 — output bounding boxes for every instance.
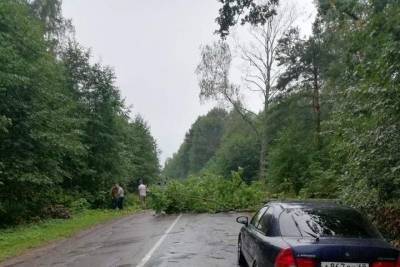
[0,202,141,262]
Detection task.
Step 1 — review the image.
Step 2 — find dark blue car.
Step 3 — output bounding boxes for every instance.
[236,201,399,267]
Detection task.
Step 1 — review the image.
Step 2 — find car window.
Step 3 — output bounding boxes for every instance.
[259,207,274,236]
[250,206,268,227]
[279,207,382,238]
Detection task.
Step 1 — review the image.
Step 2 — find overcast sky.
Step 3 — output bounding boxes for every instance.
[62,0,316,165]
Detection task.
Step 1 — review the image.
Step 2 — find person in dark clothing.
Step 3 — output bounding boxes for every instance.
[111,184,119,209]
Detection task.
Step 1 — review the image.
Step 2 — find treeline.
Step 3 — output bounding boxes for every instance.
[164,108,259,181]
[164,0,400,240]
[0,0,159,225]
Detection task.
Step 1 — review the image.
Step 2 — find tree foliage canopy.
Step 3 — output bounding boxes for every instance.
[0,0,159,225]
[215,0,279,38]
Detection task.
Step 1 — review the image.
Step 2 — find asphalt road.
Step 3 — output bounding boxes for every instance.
[2,211,248,267]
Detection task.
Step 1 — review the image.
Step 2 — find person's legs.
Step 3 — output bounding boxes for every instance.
[112,198,117,209]
[140,195,145,208]
[118,197,124,209]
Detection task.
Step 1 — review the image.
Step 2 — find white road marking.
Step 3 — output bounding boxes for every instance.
[136,214,182,267]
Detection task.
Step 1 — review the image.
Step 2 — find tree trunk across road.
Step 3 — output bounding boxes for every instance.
[1,211,248,267]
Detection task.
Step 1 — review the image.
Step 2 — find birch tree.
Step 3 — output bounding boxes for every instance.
[196,4,297,179]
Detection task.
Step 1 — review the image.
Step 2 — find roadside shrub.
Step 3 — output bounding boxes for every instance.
[122,193,141,209]
[70,198,90,213]
[88,191,110,209]
[149,171,266,213]
[0,201,33,226]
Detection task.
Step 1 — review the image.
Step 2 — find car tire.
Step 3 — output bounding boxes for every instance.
[237,235,247,267]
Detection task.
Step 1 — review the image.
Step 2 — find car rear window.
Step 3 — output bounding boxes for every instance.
[279,207,381,238]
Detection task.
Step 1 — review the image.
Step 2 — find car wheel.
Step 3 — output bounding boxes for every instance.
[237,235,246,266]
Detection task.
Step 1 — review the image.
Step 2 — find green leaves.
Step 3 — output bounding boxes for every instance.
[149,171,266,213]
[215,0,279,38]
[0,0,160,225]
[323,0,400,206]
[315,0,400,244]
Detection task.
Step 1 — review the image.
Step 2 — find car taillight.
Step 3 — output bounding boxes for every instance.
[275,248,317,267]
[372,261,397,267]
[275,248,296,267]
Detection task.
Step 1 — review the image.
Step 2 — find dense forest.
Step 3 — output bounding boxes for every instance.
[162,0,400,242]
[0,0,159,225]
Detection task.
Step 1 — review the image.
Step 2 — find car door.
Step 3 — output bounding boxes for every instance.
[251,207,284,267]
[243,206,269,263]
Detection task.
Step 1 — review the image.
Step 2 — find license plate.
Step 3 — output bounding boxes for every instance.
[321,262,369,267]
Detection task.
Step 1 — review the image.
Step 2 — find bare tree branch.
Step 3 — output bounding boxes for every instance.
[244,78,265,92]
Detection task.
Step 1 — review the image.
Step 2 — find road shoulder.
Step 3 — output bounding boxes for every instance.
[0,210,148,267]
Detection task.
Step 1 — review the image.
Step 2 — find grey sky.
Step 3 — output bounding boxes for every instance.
[62,0,316,165]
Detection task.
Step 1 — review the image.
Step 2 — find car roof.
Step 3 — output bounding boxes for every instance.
[265,200,351,210]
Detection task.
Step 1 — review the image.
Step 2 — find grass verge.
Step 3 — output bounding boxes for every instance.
[0,207,139,263]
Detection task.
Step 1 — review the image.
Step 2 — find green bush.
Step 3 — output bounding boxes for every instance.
[70,198,90,213]
[122,193,141,208]
[87,191,110,209]
[149,171,267,213]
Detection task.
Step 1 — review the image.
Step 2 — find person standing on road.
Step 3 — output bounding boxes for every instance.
[116,184,124,210]
[138,181,147,208]
[111,184,119,209]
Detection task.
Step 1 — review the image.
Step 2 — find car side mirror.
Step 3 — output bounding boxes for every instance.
[236,216,249,226]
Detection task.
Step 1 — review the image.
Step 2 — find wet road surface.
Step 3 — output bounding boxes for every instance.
[2,211,247,267]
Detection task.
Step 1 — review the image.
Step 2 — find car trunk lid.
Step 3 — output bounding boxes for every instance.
[283,237,398,263]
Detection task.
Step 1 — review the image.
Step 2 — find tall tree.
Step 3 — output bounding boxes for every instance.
[61,43,126,195]
[276,19,326,147]
[0,0,82,223]
[318,0,400,208]
[29,0,73,51]
[196,42,263,173]
[124,115,160,185]
[197,4,296,179]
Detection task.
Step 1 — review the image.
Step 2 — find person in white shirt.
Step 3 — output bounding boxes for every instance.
[116,184,124,210]
[138,181,147,208]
